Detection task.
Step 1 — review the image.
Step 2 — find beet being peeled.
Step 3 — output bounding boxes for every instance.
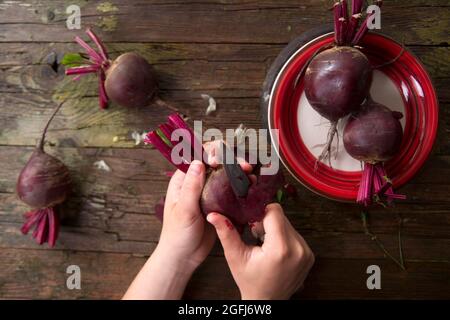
[147,114,285,229]
[302,0,383,166]
[343,99,406,206]
[63,29,172,110]
[16,102,71,247]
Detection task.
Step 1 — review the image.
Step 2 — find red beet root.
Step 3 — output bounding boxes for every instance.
[200,165,284,227]
[148,114,284,229]
[343,99,405,206]
[105,53,158,108]
[304,46,372,122]
[344,100,403,163]
[64,29,167,110]
[16,102,71,247]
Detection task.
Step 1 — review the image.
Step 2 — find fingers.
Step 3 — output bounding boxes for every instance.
[165,170,186,210]
[207,212,248,263]
[250,221,265,242]
[261,203,288,250]
[177,160,205,218]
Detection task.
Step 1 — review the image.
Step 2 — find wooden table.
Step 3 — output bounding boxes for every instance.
[0,0,449,299]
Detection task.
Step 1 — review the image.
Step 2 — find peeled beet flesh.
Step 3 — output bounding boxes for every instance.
[105,52,158,108]
[200,165,284,227]
[304,46,372,122]
[343,100,403,163]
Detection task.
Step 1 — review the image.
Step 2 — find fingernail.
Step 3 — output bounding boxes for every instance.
[189,160,203,176]
[206,213,216,224]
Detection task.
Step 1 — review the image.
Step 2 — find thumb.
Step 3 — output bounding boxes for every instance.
[207,212,248,263]
[178,160,205,220]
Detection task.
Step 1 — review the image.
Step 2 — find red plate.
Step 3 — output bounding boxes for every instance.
[264,30,439,202]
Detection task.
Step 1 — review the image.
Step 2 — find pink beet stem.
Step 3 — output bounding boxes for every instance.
[159,123,175,145]
[346,13,362,44]
[357,162,374,206]
[339,17,347,45]
[34,211,49,245]
[98,70,108,109]
[333,2,343,45]
[352,0,364,15]
[66,65,100,76]
[341,0,348,20]
[47,208,59,247]
[21,209,45,234]
[168,113,205,162]
[351,0,383,46]
[86,28,109,62]
[146,131,189,172]
[74,36,104,65]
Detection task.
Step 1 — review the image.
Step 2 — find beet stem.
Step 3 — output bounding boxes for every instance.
[372,45,405,69]
[351,0,383,46]
[333,2,343,45]
[65,65,100,75]
[146,131,189,172]
[74,36,104,65]
[47,208,58,247]
[168,113,205,162]
[85,28,109,62]
[361,211,406,270]
[37,101,66,151]
[98,70,108,109]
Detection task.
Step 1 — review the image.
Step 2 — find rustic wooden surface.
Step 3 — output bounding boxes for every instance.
[0,0,449,299]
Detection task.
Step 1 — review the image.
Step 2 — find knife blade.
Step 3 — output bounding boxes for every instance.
[221,141,250,198]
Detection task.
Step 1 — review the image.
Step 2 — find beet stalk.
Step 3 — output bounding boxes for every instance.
[146,114,284,229]
[16,101,71,247]
[63,28,177,111]
[343,99,406,206]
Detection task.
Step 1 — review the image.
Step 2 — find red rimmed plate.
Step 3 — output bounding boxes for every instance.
[261,27,439,202]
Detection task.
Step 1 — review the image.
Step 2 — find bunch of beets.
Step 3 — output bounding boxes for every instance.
[303,0,405,206]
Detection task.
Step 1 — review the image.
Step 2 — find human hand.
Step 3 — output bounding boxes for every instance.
[157,160,216,273]
[207,203,314,300]
[124,160,214,299]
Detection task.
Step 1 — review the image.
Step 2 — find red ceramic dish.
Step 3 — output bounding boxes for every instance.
[267,31,439,202]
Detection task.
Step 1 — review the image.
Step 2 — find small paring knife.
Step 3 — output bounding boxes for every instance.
[221,141,251,198]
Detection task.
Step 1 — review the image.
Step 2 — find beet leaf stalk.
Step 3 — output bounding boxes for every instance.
[64,28,111,109]
[144,113,206,172]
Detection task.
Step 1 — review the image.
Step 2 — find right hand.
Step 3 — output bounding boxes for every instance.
[207,203,314,300]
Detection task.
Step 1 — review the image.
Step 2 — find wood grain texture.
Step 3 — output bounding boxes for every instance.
[0,0,449,299]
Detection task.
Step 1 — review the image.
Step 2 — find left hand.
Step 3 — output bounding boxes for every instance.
[157,160,216,273]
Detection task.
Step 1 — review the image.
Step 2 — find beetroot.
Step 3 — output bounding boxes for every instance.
[16,102,71,247]
[304,46,372,122]
[63,29,169,110]
[146,114,284,229]
[302,0,382,166]
[343,99,406,206]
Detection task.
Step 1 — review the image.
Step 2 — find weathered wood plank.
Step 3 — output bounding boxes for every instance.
[0,0,448,45]
[0,248,448,299]
[0,145,449,263]
[0,42,448,149]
